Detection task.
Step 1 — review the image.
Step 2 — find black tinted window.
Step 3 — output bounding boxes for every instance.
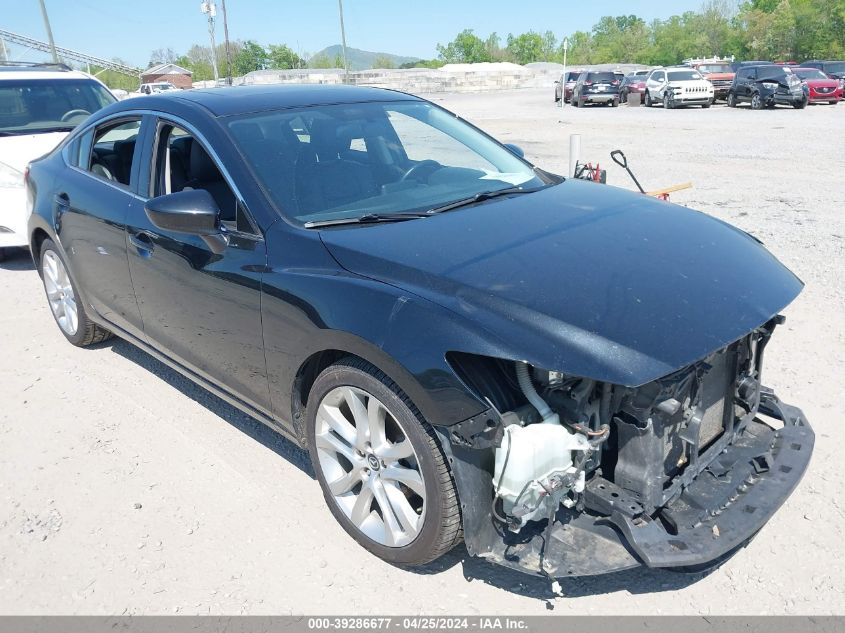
[667,70,702,81]
[758,67,786,80]
[588,72,616,82]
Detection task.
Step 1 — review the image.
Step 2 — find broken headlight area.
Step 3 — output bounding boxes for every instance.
[443,316,813,578]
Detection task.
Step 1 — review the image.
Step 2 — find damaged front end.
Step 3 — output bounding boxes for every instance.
[442,316,813,578]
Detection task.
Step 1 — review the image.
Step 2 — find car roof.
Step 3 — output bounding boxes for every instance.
[130,84,423,117]
[0,69,98,81]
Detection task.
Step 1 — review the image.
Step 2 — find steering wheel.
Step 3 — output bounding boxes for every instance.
[60,109,91,123]
[399,160,441,183]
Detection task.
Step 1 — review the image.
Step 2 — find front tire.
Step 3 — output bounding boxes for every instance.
[727,92,737,108]
[644,91,653,107]
[663,92,673,109]
[306,358,462,566]
[794,97,807,109]
[0,247,6,263]
[38,238,112,347]
[751,92,763,110]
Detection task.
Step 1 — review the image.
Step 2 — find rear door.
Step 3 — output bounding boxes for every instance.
[647,70,665,97]
[56,115,149,339]
[125,116,272,415]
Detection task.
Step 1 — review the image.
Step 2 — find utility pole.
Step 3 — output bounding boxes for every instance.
[38,0,59,63]
[200,1,220,85]
[561,37,569,108]
[220,0,233,85]
[337,0,349,81]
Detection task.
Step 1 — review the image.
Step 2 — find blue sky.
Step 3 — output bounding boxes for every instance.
[5,0,706,68]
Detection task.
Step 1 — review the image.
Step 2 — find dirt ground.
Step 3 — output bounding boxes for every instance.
[1,88,844,615]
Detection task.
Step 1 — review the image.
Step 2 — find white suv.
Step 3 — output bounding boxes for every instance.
[644,66,715,109]
[0,62,115,261]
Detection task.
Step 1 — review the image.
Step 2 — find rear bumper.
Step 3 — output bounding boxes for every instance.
[583,92,618,103]
[453,388,813,578]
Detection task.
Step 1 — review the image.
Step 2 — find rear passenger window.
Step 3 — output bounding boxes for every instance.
[86,119,141,187]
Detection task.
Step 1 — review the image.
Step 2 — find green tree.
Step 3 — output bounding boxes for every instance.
[506,31,546,64]
[436,29,492,63]
[234,40,267,75]
[89,59,139,92]
[563,31,596,64]
[267,44,303,69]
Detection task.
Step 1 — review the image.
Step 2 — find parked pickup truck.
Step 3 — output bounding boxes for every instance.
[687,59,735,101]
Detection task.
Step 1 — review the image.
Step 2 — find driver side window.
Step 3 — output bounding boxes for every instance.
[151,123,255,234]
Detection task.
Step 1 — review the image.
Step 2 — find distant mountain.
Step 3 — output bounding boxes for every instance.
[307,45,420,70]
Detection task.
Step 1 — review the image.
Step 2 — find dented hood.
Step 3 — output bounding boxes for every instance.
[319,180,803,386]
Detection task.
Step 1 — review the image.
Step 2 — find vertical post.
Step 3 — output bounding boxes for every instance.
[569,134,581,178]
[220,0,233,85]
[337,0,349,82]
[207,8,219,84]
[561,37,569,108]
[0,37,8,62]
[38,0,59,63]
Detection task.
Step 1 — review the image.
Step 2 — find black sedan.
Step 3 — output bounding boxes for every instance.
[26,85,813,580]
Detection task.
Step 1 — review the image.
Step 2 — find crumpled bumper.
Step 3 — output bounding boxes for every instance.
[448,388,813,578]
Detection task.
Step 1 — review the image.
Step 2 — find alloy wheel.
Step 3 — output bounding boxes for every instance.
[314,385,426,548]
[42,250,78,336]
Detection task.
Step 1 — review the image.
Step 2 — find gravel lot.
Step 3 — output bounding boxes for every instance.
[1,88,843,615]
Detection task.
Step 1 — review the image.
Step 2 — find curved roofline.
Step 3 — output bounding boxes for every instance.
[132,84,424,117]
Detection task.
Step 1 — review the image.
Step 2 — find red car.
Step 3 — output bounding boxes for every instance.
[793,67,842,104]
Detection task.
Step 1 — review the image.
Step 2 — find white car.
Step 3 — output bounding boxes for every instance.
[0,63,115,261]
[644,66,715,109]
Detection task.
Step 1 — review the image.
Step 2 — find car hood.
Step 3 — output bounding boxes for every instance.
[318,180,803,387]
[671,80,713,89]
[0,132,68,174]
[701,72,734,81]
[805,78,839,88]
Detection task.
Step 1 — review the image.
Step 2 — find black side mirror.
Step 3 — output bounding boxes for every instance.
[504,143,525,158]
[145,189,228,254]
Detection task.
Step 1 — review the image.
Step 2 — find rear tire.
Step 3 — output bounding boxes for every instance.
[0,248,6,263]
[38,238,112,347]
[305,357,462,566]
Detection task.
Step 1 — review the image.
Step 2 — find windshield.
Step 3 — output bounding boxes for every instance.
[668,70,703,81]
[587,72,617,83]
[0,79,115,135]
[227,101,547,226]
[697,64,732,74]
[822,62,845,73]
[795,68,827,80]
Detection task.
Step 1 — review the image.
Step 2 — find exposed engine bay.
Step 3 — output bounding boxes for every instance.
[443,316,813,578]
